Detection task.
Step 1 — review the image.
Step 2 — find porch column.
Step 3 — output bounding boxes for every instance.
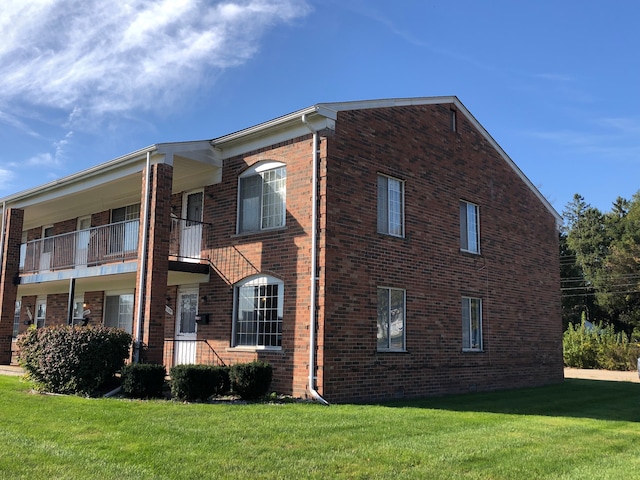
[134,163,173,364]
[0,208,24,364]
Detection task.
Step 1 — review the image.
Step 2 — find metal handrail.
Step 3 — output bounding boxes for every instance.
[20,220,140,273]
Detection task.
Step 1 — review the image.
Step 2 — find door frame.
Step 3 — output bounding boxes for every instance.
[180,190,204,260]
[174,285,199,365]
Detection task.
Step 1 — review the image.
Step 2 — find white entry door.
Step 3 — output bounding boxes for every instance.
[180,191,203,259]
[174,287,198,365]
[75,216,91,267]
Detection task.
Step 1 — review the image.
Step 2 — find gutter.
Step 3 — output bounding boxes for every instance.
[133,151,152,363]
[302,112,329,406]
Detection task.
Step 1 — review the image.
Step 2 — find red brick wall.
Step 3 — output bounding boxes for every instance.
[0,208,24,363]
[319,104,562,402]
[200,135,317,398]
[45,293,71,326]
[138,163,172,363]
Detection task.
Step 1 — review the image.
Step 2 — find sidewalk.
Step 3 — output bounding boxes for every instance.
[564,367,640,383]
[0,365,23,376]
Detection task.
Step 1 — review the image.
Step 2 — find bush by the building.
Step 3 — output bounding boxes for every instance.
[169,364,230,402]
[121,363,166,398]
[17,325,132,395]
[229,361,273,400]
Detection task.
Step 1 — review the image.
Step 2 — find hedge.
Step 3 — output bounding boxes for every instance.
[121,363,166,398]
[170,364,230,402]
[229,361,272,400]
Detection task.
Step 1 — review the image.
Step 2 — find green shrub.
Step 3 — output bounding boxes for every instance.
[170,364,229,402]
[563,320,640,371]
[17,325,132,395]
[121,363,166,398]
[229,361,272,400]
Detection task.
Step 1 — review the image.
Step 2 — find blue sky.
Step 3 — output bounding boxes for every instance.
[0,0,638,214]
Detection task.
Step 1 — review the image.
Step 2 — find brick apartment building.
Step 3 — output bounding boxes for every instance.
[0,97,563,403]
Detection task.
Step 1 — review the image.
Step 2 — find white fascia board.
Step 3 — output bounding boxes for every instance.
[212,106,337,160]
[156,140,222,167]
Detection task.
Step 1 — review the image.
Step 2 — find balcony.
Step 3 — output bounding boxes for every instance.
[20,220,140,275]
[18,217,211,279]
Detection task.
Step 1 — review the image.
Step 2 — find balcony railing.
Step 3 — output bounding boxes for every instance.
[19,217,210,276]
[20,220,140,274]
[169,217,210,260]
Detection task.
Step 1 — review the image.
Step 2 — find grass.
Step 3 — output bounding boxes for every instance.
[1,376,639,479]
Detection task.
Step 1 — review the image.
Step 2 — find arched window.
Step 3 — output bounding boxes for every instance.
[237,162,286,233]
[233,275,283,348]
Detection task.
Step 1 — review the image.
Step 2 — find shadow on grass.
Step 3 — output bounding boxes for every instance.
[380,379,640,423]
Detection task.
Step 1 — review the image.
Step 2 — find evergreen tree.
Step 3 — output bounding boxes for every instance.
[561,192,640,333]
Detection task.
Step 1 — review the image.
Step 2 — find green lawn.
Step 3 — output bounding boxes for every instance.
[1,375,639,479]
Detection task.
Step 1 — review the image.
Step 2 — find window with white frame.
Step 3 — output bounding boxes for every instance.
[460,200,480,253]
[104,293,134,333]
[238,162,286,233]
[377,287,406,351]
[377,174,404,237]
[233,275,283,348]
[462,297,482,351]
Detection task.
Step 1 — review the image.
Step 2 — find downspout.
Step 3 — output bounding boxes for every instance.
[0,202,5,272]
[301,113,329,406]
[134,151,152,363]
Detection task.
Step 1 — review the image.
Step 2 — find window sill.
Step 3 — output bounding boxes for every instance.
[226,346,283,353]
[460,248,481,256]
[376,348,408,354]
[377,231,405,239]
[232,226,287,238]
[462,348,484,353]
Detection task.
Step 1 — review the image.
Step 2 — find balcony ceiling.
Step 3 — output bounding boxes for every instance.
[18,151,221,231]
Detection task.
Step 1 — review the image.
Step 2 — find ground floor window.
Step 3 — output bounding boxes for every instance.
[377,287,406,351]
[233,275,283,348]
[104,293,134,333]
[462,297,483,351]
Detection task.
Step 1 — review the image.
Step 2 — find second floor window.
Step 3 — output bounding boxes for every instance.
[377,174,404,237]
[460,200,480,253]
[238,162,286,234]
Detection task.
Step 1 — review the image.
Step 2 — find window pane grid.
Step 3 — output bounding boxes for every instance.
[235,282,282,347]
[261,167,286,229]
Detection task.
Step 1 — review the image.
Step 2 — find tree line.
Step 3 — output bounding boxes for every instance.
[561,191,640,335]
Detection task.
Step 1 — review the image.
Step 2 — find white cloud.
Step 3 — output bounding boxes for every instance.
[0,0,311,125]
[0,167,15,186]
